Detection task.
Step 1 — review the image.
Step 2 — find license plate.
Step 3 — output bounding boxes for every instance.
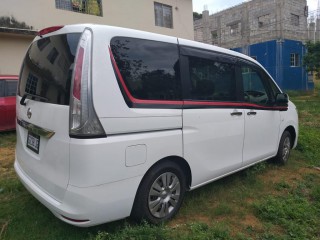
[27,132,40,154]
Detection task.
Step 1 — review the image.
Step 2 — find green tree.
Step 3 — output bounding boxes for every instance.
[193,12,202,20]
[303,41,320,75]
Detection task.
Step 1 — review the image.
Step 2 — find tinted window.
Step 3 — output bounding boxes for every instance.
[268,77,281,101]
[188,56,236,101]
[111,37,181,101]
[0,81,4,97]
[241,66,270,105]
[19,33,81,105]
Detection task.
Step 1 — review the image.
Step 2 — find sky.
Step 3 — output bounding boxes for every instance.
[193,0,318,15]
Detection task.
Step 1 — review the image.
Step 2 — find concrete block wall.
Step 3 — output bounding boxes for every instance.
[194,0,308,49]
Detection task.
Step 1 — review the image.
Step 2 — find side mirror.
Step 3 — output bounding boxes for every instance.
[276,93,289,106]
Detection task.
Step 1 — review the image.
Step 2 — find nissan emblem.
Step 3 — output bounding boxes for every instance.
[27,108,32,119]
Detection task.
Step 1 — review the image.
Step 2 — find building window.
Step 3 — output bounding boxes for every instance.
[55,0,103,17]
[154,2,173,28]
[230,23,239,36]
[291,14,299,26]
[258,14,270,28]
[290,53,300,67]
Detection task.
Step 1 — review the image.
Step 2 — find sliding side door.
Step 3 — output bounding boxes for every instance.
[180,46,244,188]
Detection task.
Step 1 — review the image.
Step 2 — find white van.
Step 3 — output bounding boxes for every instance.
[15,24,298,227]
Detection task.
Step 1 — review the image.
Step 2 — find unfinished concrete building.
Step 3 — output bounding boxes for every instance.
[308,0,320,42]
[194,0,313,90]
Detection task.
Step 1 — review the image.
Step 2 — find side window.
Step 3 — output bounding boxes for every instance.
[241,65,270,105]
[267,76,281,101]
[188,56,236,101]
[0,81,4,97]
[0,80,17,97]
[5,81,18,96]
[111,37,181,101]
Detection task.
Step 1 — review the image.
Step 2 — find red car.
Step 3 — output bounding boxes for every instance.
[0,75,18,131]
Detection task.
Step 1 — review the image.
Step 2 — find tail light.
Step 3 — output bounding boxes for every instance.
[69,29,106,138]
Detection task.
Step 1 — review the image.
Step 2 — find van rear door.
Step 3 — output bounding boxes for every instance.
[16,30,81,202]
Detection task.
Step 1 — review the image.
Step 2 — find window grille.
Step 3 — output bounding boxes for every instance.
[290,53,299,67]
[154,2,173,28]
[55,0,103,16]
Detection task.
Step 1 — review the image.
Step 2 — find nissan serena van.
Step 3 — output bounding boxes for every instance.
[15,24,298,227]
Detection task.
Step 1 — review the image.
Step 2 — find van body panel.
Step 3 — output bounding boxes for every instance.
[183,109,244,186]
[243,110,281,165]
[280,101,299,148]
[16,99,70,201]
[100,116,182,135]
[69,129,183,187]
[15,159,142,227]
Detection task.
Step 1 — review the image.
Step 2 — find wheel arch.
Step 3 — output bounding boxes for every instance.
[130,155,192,218]
[144,156,192,190]
[283,125,296,148]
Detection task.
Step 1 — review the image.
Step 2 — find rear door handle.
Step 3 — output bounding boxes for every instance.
[230,111,242,116]
[247,111,257,116]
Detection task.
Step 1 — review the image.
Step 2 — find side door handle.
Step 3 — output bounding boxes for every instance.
[247,111,257,116]
[230,111,243,116]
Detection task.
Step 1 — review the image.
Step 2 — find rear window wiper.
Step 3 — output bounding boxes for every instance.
[20,93,48,106]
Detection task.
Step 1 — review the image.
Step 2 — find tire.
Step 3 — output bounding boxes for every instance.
[131,161,186,224]
[274,131,292,165]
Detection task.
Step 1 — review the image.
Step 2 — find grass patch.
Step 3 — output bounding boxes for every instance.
[255,174,320,239]
[90,221,233,240]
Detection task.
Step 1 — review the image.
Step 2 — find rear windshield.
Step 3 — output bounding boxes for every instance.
[19,33,81,105]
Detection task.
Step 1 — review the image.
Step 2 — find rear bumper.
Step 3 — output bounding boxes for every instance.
[14,159,142,227]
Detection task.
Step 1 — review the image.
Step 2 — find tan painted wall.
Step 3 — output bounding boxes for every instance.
[0,0,193,39]
[0,34,33,75]
[0,0,193,75]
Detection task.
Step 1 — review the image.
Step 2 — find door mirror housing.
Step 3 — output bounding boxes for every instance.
[276,93,288,106]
